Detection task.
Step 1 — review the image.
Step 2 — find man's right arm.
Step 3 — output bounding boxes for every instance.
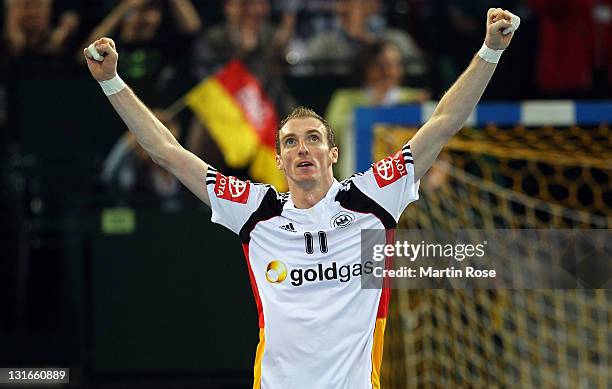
[84,37,211,206]
[107,87,211,206]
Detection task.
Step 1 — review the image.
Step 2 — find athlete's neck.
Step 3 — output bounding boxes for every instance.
[288,174,335,209]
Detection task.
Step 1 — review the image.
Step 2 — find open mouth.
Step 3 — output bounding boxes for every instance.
[297,161,314,168]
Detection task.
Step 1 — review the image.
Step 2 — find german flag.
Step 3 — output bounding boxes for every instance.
[186,61,287,191]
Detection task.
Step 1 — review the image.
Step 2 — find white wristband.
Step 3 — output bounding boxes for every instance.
[477,43,504,64]
[98,74,127,96]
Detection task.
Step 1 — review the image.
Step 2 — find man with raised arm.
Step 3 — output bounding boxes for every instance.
[84,8,518,389]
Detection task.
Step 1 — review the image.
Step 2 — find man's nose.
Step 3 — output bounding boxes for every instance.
[298,140,309,155]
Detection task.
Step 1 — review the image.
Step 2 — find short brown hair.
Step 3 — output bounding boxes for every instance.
[276,106,336,154]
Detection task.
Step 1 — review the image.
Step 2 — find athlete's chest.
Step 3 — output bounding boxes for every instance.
[248,203,383,264]
[248,207,382,290]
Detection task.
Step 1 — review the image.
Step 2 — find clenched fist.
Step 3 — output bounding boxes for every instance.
[83,37,118,81]
[484,8,516,50]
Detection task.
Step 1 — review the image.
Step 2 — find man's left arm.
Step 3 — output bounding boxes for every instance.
[410,8,519,181]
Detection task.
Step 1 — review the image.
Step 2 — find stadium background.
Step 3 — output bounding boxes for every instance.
[0,0,610,388]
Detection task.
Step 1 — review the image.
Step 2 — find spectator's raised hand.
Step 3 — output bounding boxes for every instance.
[5,1,27,55]
[48,11,80,53]
[83,38,119,81]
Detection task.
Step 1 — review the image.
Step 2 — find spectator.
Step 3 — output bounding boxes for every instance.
[101,109,182,209]
[189,0,297,176]
[3,0,80,60]
[325,40,429,178]
[81,0,201,104]
[191,0,296,116]
[2,0,81,151]
[306,0,426,77]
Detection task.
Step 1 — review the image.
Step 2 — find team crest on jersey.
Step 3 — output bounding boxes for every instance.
[214,173,250,203]
[372,151,407,188]
[331,212,355,228]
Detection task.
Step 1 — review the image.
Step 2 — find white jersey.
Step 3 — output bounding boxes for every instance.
[205,143,419,389]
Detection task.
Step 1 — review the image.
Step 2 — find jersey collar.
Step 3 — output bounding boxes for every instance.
[284,179,341,210]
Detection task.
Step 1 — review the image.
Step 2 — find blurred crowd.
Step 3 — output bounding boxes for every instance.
[1,0,611,203]
[3,0,610,94]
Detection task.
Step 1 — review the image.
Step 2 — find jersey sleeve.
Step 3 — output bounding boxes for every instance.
[205,166,270,234]
[348,141,420,221]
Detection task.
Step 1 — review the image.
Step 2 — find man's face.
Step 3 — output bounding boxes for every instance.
[276,118,338,186]
[225,0,269,32]
[335,0,378,30]
[122,3,162,39]
[14,0,52,34]
[366,44,404,89]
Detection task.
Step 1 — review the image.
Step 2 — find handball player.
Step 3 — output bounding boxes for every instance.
[83,8,518,389]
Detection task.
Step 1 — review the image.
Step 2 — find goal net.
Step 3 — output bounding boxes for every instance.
[374,122,611,388]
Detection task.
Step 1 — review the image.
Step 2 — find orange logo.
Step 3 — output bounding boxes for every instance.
[265,261,288,284]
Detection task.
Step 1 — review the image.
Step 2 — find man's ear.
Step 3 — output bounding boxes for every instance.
[330,146,339,164]
[276,154,283,170]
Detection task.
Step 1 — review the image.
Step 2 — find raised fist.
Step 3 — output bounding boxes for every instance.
[484,8,516,50]
[83,37,118,81]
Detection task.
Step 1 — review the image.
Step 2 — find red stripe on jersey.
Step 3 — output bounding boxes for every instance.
[376,229,395,318]
[242,243,265,328]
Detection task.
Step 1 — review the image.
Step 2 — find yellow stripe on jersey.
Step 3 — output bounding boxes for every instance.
[371,318,387,389]
[253,328,266,389]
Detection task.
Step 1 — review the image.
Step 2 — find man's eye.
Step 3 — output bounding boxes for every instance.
[285,138,296,146]
[308,135,319,142]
